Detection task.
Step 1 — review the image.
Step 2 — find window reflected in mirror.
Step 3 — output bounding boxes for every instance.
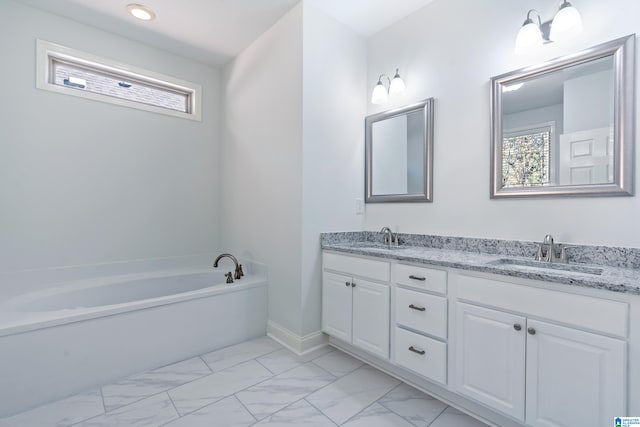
[490,35,634,198]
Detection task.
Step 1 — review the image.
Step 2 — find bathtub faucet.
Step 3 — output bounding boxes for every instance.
[213,253,244,280]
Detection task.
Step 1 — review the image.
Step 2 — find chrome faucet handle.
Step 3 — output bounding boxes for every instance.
[559,245,578,263]
[543,235,557,262]
[225,272,234,284]
[534,243,545,261]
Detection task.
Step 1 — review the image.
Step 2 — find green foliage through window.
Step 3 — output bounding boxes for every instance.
[502,130,551,187]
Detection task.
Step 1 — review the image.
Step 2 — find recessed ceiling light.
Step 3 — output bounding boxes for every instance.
[126,4,156,21]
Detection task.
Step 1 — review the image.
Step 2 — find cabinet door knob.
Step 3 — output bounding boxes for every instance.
[513,324,522,331]
[408,346,426,355]
[528,327,536,335]
[409,275,426,281]
[409,304,426,312]
[351,282,356,287]
[345,281,351,287]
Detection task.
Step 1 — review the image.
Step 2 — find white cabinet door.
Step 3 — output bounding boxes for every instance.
[322,272,353,343]
[352,279,390,359]
[525,320,626,427]
[455,303,526,421]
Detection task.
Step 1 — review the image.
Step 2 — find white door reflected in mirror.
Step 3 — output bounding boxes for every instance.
[490,34,635,198]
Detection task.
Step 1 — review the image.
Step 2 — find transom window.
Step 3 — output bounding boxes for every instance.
[37,40,201,121]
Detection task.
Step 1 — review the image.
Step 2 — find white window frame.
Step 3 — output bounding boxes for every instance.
[503,121,557,184]
[36,39,202,121]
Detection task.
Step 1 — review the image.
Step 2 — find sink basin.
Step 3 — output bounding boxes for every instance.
[488,258,603,276]
[347,242,410,250]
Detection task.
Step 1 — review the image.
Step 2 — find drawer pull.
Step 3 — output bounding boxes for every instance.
[351,282,356,287]
[408,346,426,355]
[345,281,351,287]
[528,327,536,335]
[409,275,426,281]
[513,323,522,331]
[409,304,426,312]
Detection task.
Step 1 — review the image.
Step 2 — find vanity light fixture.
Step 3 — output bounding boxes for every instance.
[126,3,156,21]
[514,1,582,54]
[549,1,583,41]
[371,68,405,104]
[514,9,544,54]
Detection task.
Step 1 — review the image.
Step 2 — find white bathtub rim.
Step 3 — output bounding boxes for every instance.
[0,269,267,339]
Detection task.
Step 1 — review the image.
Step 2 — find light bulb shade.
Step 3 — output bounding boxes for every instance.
[515,21,543,54]
[389,75,405,96]
[371,82,388,104]
[550,2,582,41]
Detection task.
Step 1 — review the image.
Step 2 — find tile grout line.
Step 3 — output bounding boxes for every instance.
[253,356,278,375]
[426,405,450,427]
[162,349,301,419]
[234,358,337,422]
[198,355,213,373]
[231,394,258,423]
[166,392,181,421]
[309,357,364,379]
[99,387,107,415]
[201,341,286,373]
[303,397,339,427]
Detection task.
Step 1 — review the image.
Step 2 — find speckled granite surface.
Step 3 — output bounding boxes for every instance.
[321,232,640,295]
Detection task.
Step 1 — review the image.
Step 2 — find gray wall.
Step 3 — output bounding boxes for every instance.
[365,0,640,247]
[0,1,221,287]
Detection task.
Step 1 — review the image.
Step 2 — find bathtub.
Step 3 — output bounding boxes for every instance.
[0,268,268,418]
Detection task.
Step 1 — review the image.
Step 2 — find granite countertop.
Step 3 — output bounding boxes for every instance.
[321,233,640,295]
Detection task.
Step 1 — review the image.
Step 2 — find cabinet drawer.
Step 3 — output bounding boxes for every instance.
[394,327,447,384]
[458,274,629,338]
[323,252,390,282]
[395,264,447,294]
[395,288,447,339]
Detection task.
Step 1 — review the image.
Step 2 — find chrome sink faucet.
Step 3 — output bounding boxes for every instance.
[213,253,244,280]
[535,234,558,263]
[380,226,397,246]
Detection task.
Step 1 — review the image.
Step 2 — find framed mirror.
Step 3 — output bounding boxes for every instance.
[365,98,434,203]
[490,34,635,198]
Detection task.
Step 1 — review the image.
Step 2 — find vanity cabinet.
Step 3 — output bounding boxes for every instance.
[393,263,448,384]
[455,275,627,427]
[322,253,390,359]
[321,250,634,427]
[455,303,526,420]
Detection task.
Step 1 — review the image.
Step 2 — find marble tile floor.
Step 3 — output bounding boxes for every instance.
[0,336,488,427]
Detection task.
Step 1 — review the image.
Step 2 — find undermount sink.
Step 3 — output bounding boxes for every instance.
[348,242,410,250]
[488,258,604,276]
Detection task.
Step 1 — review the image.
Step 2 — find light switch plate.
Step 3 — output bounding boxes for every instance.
[355,198,364,215]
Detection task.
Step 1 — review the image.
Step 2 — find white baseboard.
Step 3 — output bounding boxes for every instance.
[267,320,328,356]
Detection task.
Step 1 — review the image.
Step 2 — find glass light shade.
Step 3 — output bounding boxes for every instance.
[371,82,388,104]
[515,21,543,54]
[550,3,583,41]
[389,76,405,96]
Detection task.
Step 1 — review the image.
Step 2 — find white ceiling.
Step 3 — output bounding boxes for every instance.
[16,0,437,67]
[308,0,436,37]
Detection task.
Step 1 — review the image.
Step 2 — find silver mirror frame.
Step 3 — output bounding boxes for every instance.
[365,98,434,203]
[490,34,635,198]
